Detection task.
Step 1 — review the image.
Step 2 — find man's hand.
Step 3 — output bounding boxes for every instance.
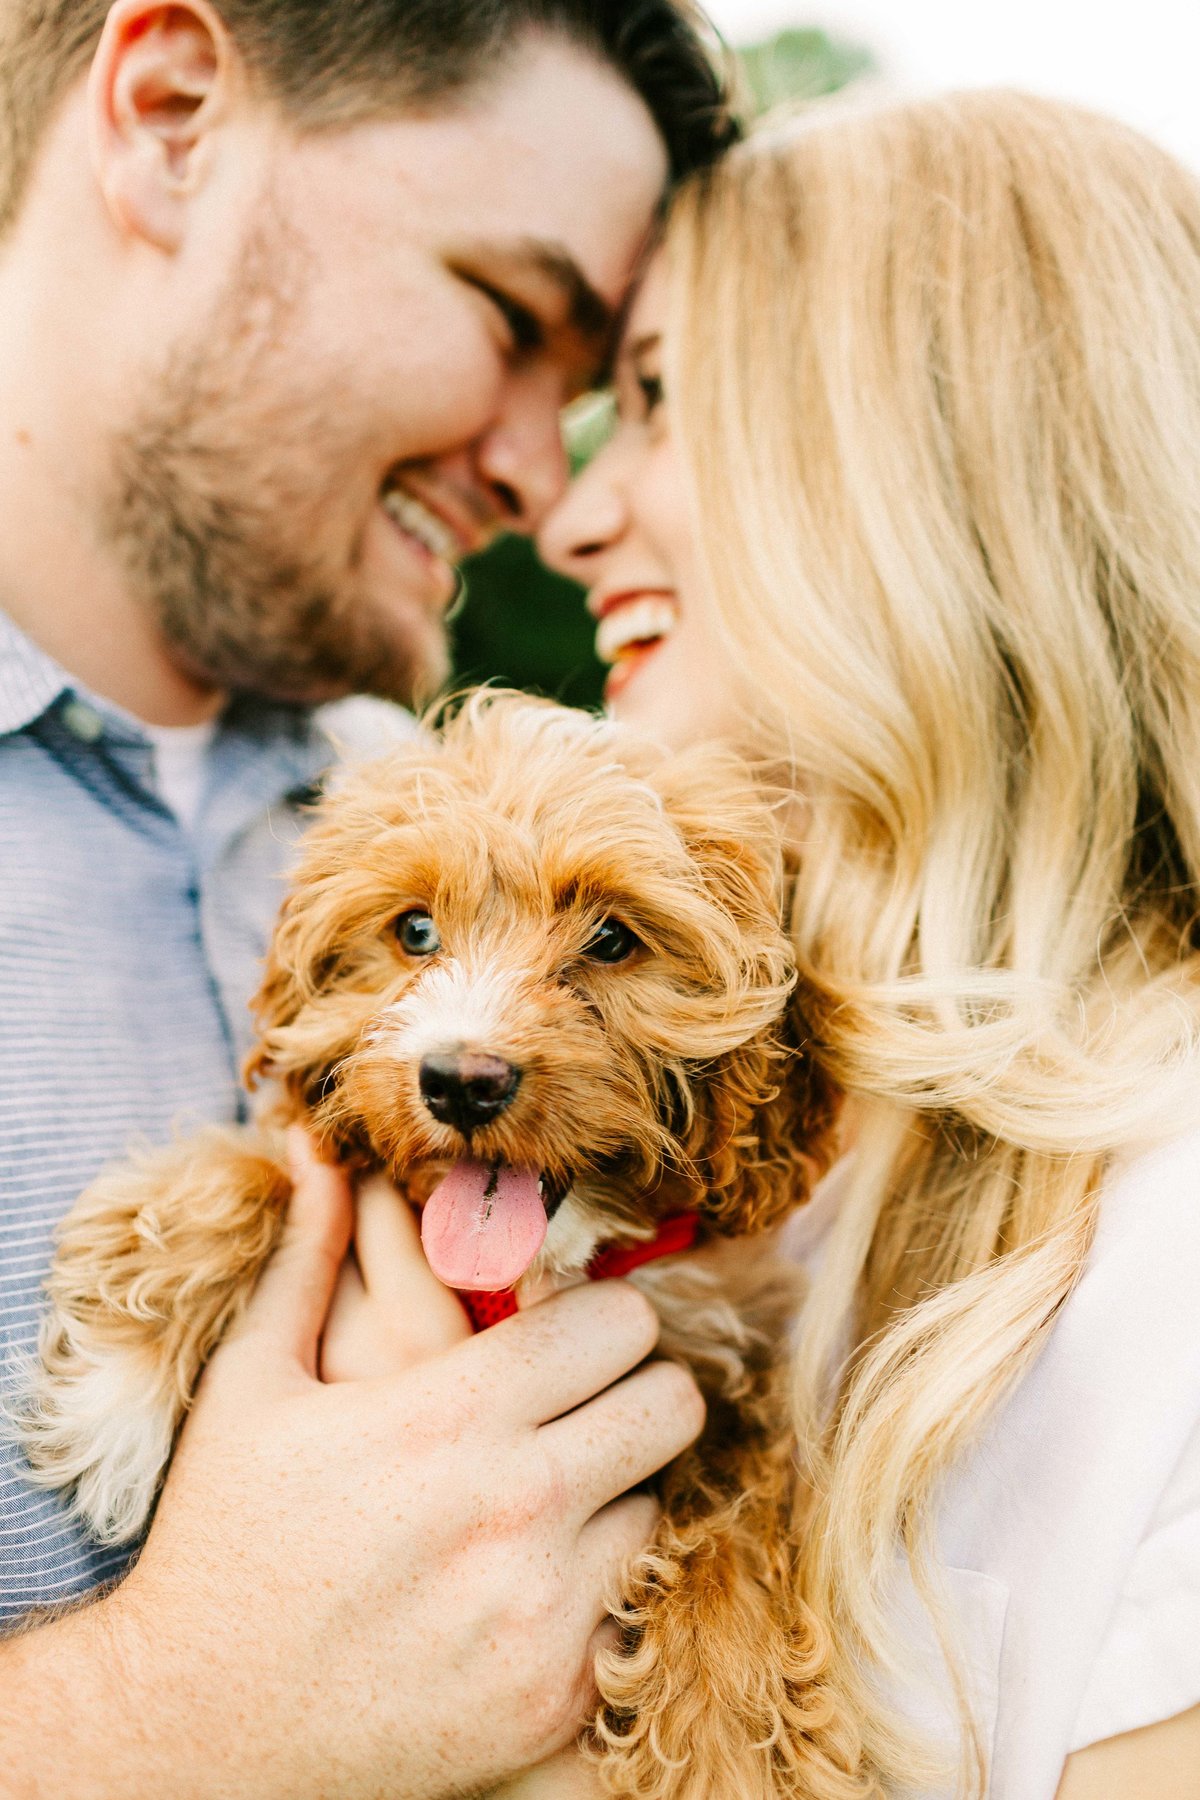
[317,1149,473,1381]
[490,1745,609,1797]
[0,1140,704,1800]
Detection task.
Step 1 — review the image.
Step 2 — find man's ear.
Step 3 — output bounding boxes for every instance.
[88,0,237,251]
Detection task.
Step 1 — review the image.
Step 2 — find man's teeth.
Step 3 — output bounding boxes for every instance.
[382,488,459,563]
[595,597,678,665]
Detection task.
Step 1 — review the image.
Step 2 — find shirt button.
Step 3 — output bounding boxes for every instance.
[61,699,105,743]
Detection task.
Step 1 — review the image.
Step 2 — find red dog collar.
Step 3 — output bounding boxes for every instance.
[457,1211,701,1332]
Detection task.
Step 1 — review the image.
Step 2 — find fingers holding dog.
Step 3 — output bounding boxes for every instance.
[462,1279,663,1429]
[578,1492,663,1621]
[320,1175,471,1381]
[217,1127,350,1386]
[543,1356,706,1519]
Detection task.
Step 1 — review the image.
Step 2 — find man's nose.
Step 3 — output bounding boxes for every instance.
[419,1049,522,1133]
[477,373,571,533]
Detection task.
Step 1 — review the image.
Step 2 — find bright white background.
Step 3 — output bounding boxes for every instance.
[706,0,1200,171]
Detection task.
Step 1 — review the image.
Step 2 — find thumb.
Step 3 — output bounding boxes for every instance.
[229,1126,353,1377]
[354,1172,471,1352]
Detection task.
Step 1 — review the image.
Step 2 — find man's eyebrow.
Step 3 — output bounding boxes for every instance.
[523,241,614,342]
[459,237,615,344]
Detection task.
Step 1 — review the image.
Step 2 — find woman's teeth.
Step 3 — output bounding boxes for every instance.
[595,596,678,665]
[382,487,460,563]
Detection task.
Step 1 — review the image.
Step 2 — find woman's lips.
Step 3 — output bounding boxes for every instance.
[591,589,679,677]
[603,642,663,702]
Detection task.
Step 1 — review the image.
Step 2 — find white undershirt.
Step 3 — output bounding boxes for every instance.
[142,717,218,832]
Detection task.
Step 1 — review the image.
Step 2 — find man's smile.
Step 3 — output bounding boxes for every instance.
[377,479,470,609]
[381,484,464,564]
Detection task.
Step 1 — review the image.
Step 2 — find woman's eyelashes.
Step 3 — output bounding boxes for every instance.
[636,370,665,417]
[613,363,664,428]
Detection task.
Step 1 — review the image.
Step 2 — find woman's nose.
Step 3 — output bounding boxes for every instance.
[536,453,627,583]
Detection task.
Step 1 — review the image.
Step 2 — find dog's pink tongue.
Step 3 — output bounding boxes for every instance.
[421,1160,547,1291]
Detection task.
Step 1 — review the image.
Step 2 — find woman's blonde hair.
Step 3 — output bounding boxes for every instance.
[665,90,1200,1794]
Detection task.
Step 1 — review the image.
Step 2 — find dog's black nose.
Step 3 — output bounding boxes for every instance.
[419,1050,522,1133]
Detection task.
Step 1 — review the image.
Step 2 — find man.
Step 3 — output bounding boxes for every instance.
[0,1,733,1791]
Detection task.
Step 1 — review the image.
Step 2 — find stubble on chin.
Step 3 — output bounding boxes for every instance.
[98,216,450,712]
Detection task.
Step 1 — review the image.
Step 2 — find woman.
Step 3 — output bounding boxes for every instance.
[536,89,1200,1798]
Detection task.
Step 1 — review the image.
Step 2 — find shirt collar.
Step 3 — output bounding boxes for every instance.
[0,605,333,781]
[0,610,211,748]
[0,610,73,735]
[0,608,415,823]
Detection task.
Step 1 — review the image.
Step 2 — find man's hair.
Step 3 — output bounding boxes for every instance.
[0,0,737,235]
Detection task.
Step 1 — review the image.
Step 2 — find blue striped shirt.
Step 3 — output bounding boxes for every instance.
[0,611,413,1623]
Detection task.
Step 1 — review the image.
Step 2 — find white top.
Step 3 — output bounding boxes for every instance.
[792,1126,1200,1798]
[142,717,218,831]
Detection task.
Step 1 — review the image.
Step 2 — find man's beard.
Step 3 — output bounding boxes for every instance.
[100,229,450,711]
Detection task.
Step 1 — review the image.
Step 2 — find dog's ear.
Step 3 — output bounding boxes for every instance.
[242,733,448,1102]
[645,747,839,1230]
[241,876,355,1109]
[650,746,787,948]
[684,994,839,1236]
[242,783,399,1108]
[241,890,315,1094]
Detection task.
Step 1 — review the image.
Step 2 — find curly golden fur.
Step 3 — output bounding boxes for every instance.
[13,692,848,1796]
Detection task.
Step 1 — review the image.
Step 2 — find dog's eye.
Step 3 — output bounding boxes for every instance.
[394,910,442,956]
[582,918,640,964]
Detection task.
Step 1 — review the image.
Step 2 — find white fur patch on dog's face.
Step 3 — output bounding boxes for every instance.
[531,1190,604,1281]
[368,958,527,1061]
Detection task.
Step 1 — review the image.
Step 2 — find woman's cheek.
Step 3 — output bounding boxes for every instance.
[609,620,742,749]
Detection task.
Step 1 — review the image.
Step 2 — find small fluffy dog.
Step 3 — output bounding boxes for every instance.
[16,693,847,1799]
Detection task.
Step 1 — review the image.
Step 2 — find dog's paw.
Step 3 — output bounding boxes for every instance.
[5,1327,176,1544]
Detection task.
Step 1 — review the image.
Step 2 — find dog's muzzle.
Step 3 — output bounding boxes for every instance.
[418,1049,522,1134]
